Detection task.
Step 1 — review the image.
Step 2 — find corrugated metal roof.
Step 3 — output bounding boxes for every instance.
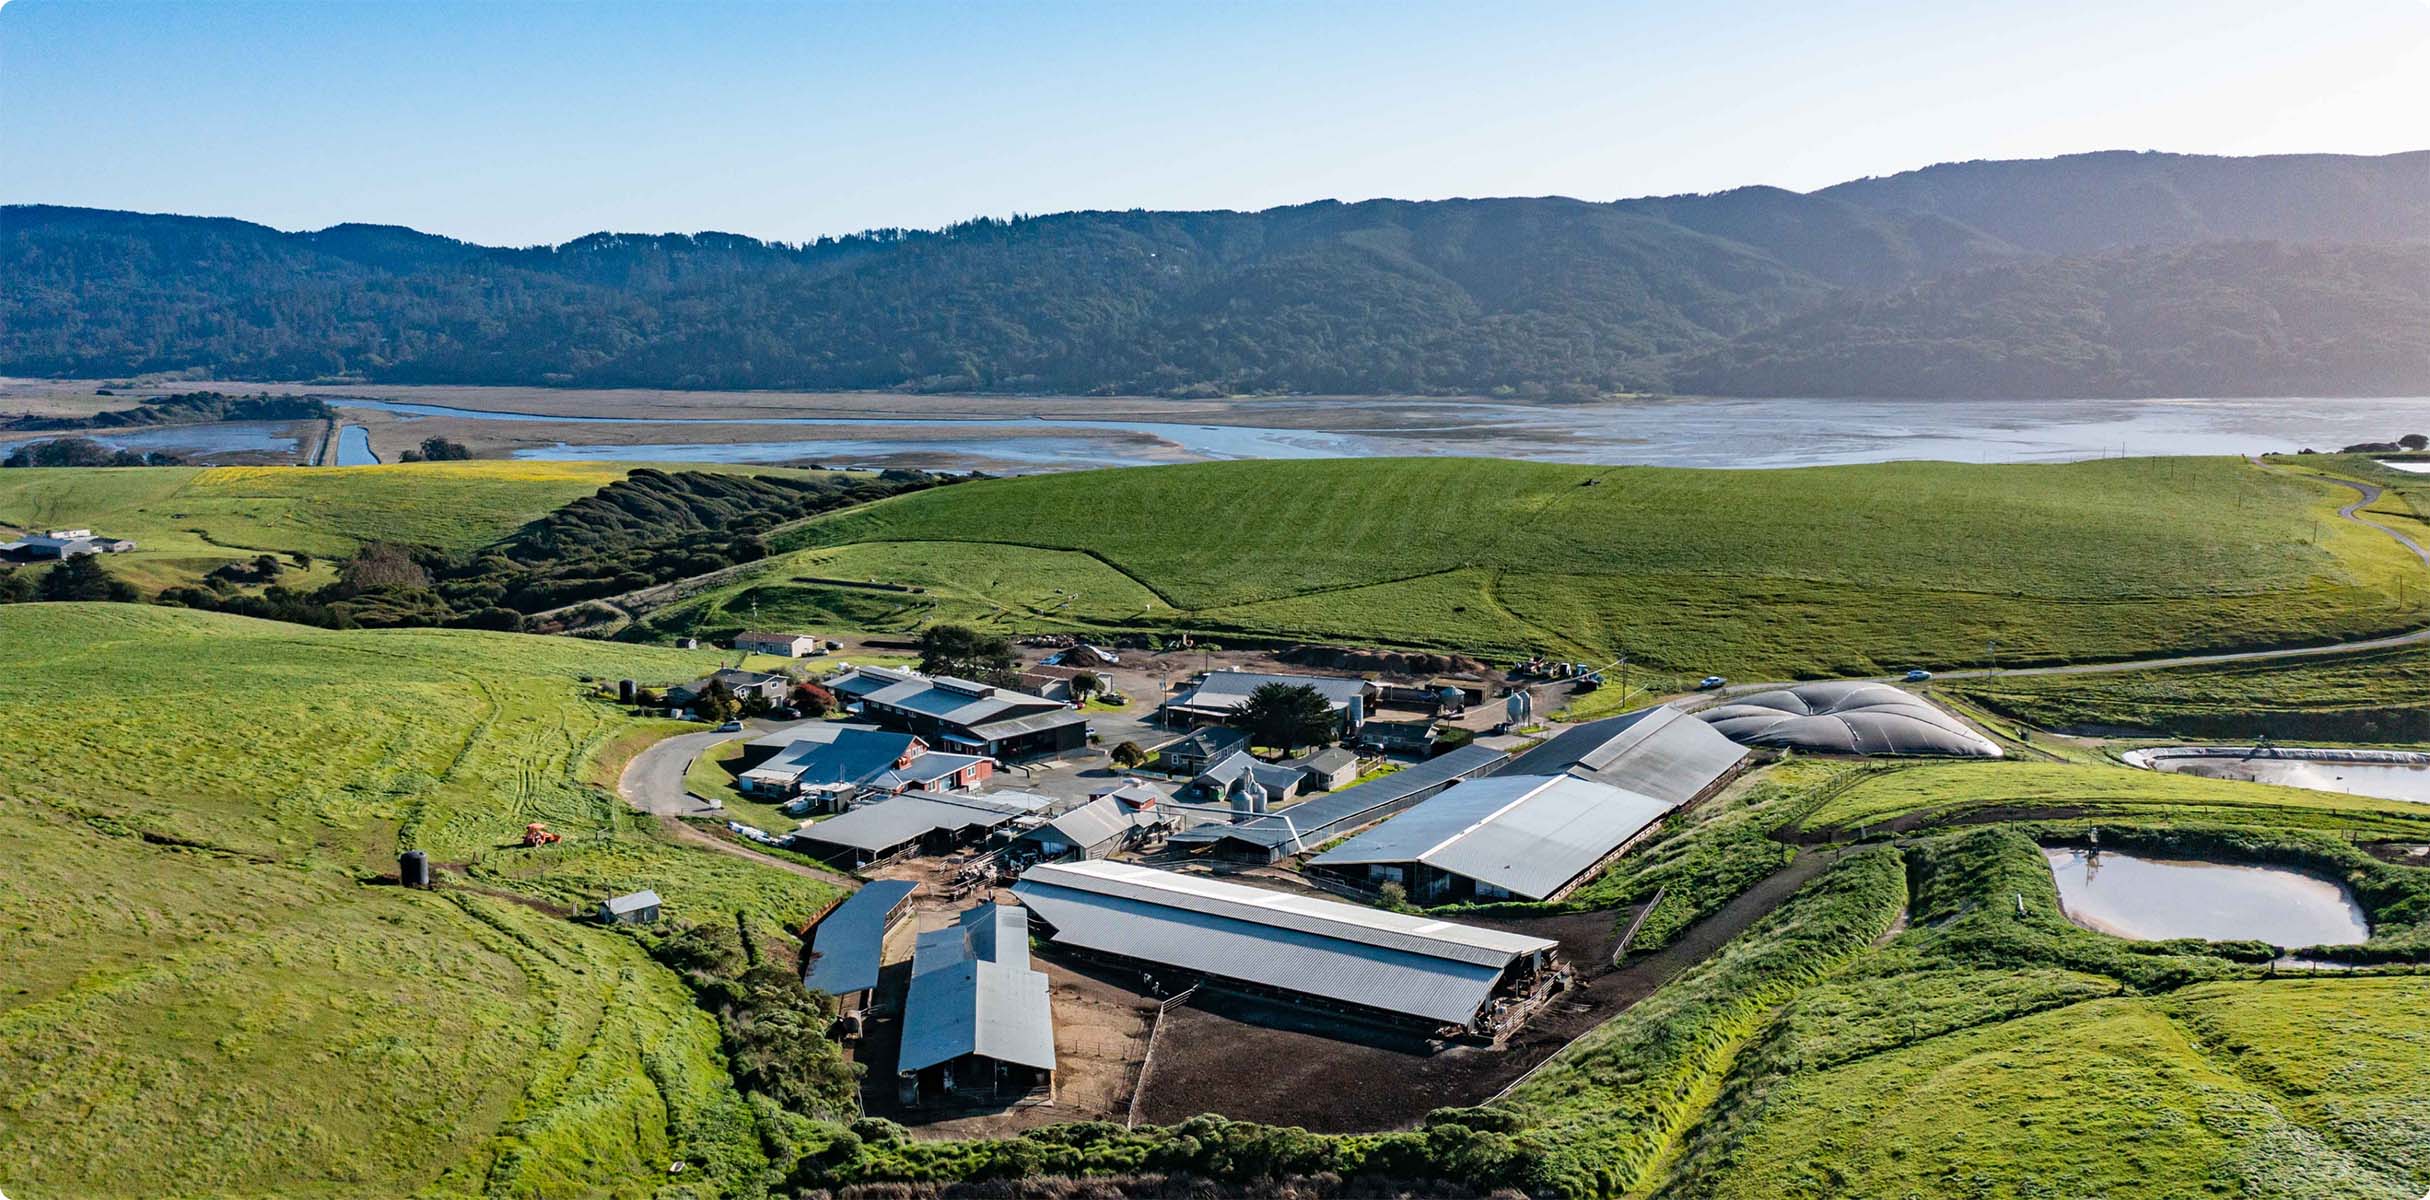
[748,722,884,750]
[962,708,1090,741]
[1503,705,1747,806]
[603,889,661,914]
[1027,797,1133,849]
[1310,775,1677,900]
[1169,671,1371,713]
[829,665,924,700]
[743,728,922,789]
[898,904,1056,1073]
[1173,743,1509,851]
[1013,862,1553,1026]
[1017,861,1554,962]
[870,752,989,790]
[792,792,1034,853]
[803,880,917,996]
[1193,751,1307,796]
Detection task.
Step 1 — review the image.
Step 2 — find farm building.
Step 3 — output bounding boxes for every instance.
[668,669,790,708]
[1361,717,1439,754]
[1183,750,1306,806]
[1014,860,1558,1030]
[1287,746,1362,792]
[0,528,134,559]
[1309,774,1680,902]
[1379,680,1480,714]
[1700,682,2004,757]
[1011,796,1171,862]
[897,904,1057,1106]
[1166,742,1509,863]
[1160,725,1249,775]
[790,790,1048,867]
[1016,664,1086,701]
[857,674,1089,761]
[737,722,880,769]
[1088,777,1171,808]
[1163,670,1375,733]
[735,631,822,657]
[826,664,927,705]
[803,879,917,1019]
[600,890,662,924]
[738,726,992,808]
[1500,704,1749,806]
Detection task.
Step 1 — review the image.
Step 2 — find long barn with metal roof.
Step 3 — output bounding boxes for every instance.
[896,903,1057,1105]
[1012,860,1557,1029]
[1500,704,1749,805]
[802,879,917,1017]
[1309,774,1679,902]
[1167,742,1509,863]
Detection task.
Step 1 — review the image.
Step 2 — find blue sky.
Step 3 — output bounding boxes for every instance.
[4,0,2426,245]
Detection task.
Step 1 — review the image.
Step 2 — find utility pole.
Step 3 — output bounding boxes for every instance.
[1986,638,2000,675]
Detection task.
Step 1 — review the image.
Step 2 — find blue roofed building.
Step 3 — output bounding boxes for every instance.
[802,880,918,1021]
[896,903,1057,1106]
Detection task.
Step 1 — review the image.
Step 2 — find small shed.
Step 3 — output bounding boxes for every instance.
[1289,747,1362,792]
[736,631,822,657]
[601,890,663,924]
[1013,797,1166,862]
[1363,718,1440,755]
[1160,725,1249,775]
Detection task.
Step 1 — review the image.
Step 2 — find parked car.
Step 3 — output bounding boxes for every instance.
[1904,669,1934,682]
[715,720,744,732]
[1697,675,1728,690]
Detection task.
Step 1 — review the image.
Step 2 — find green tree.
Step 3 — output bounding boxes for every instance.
[1232,682,1335,757]
[37,555,139,602]
[693,681,740,724]
[917,623,1018,683]
[398,436,473,463]
[1070,669,1104,702]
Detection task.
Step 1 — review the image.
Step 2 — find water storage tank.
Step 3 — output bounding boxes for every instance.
[399,849,432,888]
[618,678,638,704]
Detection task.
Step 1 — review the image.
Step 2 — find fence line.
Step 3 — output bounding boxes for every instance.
[1124,984,1201,1128]
[1609,884,1667,968]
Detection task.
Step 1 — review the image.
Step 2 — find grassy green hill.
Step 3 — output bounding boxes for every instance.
[1497,788,2430,1200]
[0,461,634,591]
[643,455,2428,677]
[1948,643,2430,743]
[0,604,846,1198]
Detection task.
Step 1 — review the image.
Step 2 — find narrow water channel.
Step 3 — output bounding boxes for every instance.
[332,425,379,465]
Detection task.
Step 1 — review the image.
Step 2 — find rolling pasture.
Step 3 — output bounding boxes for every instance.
[1800,759,2430,839]
[1497,800,2430,1200]
[0,604,845,1198]
[710,455,2429,677]
[0,461,633,591]
[1949,643,2430,743]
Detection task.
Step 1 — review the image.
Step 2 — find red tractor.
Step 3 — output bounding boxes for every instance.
[522,822,562,848]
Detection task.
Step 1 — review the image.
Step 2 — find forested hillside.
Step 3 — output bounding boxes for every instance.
[5,150,2426,398]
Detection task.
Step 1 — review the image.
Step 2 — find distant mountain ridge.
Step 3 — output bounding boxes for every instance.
[4,149,2426,398]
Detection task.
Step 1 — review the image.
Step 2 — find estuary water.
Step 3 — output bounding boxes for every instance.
[328,394,2430,472]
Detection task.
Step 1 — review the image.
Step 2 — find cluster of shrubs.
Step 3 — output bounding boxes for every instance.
[144,467,951,632]
[2,437,186,468]
[779,1110,1547,1199]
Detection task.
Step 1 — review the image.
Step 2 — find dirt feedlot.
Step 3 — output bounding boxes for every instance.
[1127,851,1843,1131]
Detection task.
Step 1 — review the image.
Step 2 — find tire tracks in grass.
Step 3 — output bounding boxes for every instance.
[2149,991,2423,1194]
[1620,848,1909,1198]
